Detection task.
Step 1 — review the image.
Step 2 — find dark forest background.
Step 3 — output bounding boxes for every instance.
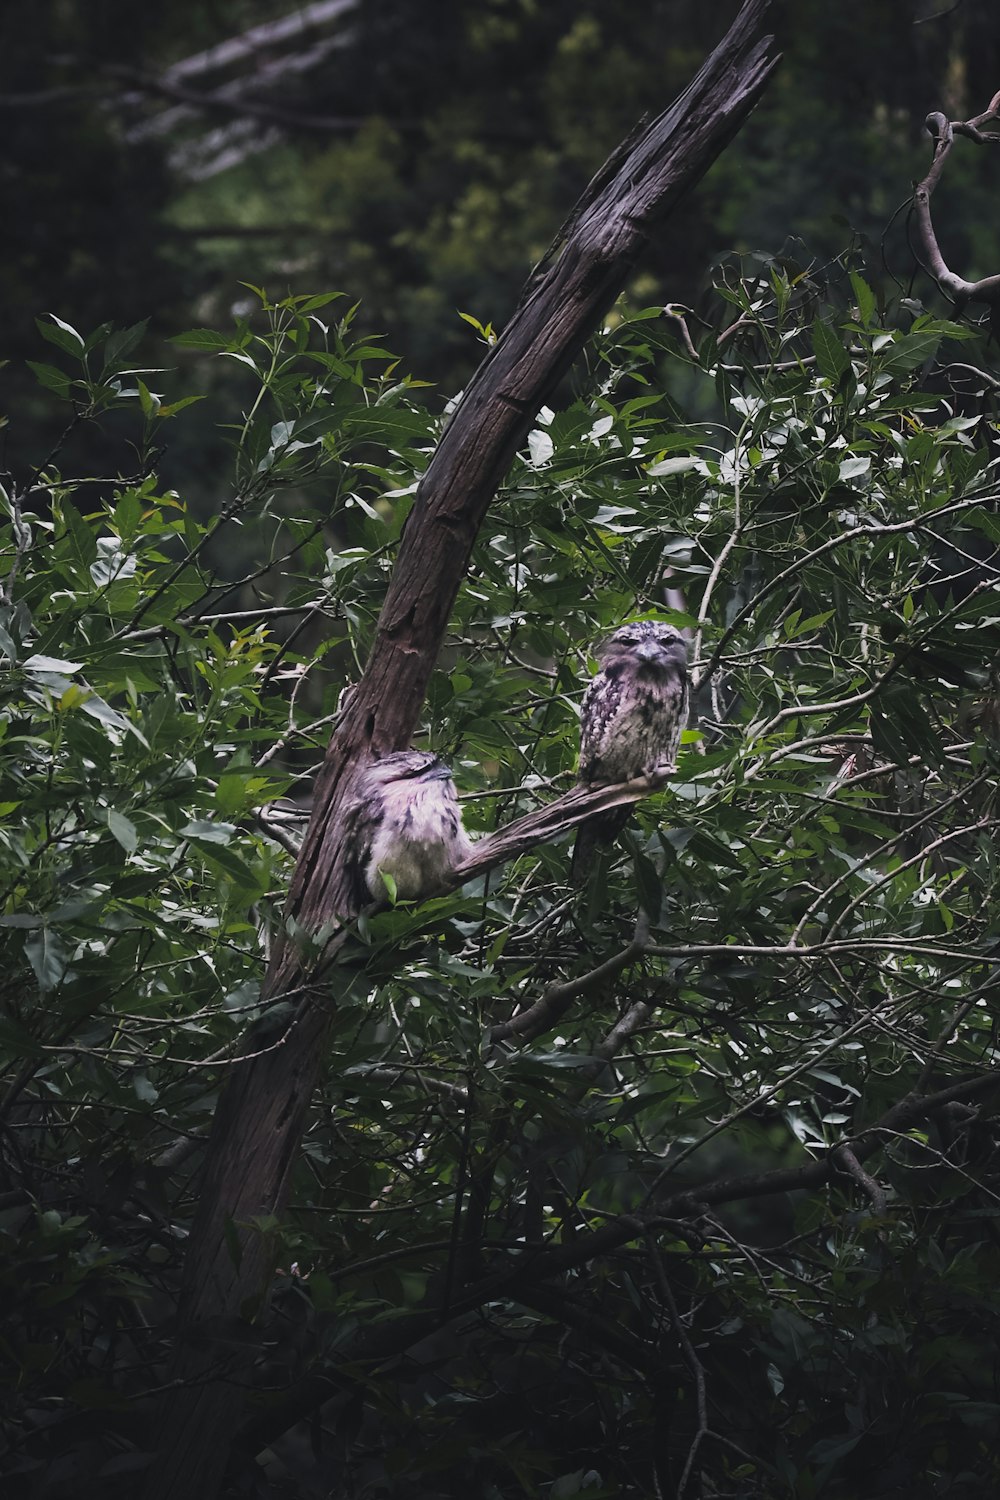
[2,0,999,479]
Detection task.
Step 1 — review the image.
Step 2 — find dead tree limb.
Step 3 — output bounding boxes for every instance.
[913,90,1000,315]
[143,5,779,1496]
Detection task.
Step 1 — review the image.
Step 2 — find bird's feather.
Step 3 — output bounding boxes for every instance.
[343,751,472,907]
[572,621,689,883]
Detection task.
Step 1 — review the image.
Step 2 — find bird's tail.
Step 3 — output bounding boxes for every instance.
[570,806,632,885]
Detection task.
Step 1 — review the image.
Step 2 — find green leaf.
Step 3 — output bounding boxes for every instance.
[298,291,344,313]
[36,314,86,356]
[849,272,876,327]
[180,819,237,844]
[60,501,98,570]
[646,455,700,478]
[103,320,149,370]
[24,929,69,991]
[527,430,554,467]
[188,838,265,892]
[133,1072,158,1104]
[26,361,73,398]
[811,318,850,382]
[136,378,159,419]
[882,331,941,374]
[158,394,205,419]
[106,808,138,853]
[23,653,83,674]
[170,328,237,350]
[633,848,663,919]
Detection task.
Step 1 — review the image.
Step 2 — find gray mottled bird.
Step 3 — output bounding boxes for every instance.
[572,620,689,882]
[345,751,473,907]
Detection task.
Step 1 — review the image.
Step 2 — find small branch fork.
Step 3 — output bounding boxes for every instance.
[914,90,1000,315]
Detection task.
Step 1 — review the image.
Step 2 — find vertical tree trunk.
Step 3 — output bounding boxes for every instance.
[143,5,779,1495]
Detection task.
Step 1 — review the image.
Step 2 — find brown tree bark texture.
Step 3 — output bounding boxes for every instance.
[144,5,778,1496]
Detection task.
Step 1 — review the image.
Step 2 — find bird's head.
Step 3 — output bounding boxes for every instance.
[602,620,688,674]
[363,751,454,787]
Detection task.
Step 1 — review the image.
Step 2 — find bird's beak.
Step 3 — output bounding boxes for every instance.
[421,761,454,782]
[635,637,687,671]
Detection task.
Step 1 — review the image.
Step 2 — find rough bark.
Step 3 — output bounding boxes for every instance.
[143,6,779,1496]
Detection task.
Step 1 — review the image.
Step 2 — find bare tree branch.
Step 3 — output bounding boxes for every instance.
[107,62,373,136]
[489,932,647,1044]
[156,0,359,86]
[831,1144,889,1216]
[913,94,1000,313]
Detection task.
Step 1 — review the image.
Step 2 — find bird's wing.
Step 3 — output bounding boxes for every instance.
[578,667,628,781]
[339,779,384,915]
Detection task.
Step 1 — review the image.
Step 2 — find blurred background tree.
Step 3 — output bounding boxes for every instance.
[2,0,999,453]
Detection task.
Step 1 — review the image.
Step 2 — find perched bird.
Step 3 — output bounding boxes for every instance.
[572,620,689,881]
[344,751,473,908]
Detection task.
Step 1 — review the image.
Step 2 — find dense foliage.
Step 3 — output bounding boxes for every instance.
[3,261,1000,1497]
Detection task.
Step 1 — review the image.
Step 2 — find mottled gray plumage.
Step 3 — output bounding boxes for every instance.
[344,751,473,908]
[572,620,689,881]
